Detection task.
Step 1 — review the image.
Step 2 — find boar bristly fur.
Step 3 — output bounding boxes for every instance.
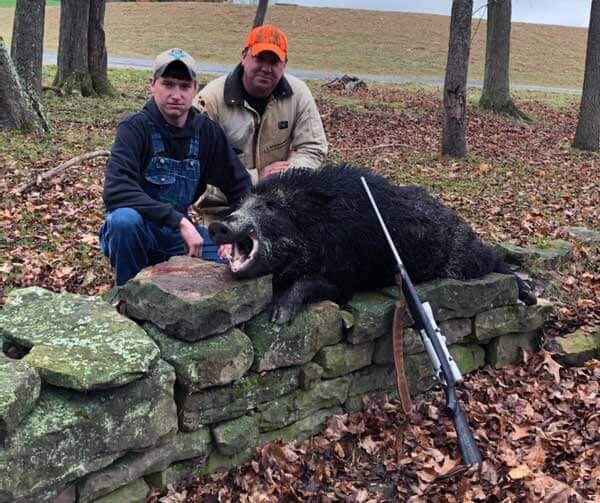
[209,164,536,323]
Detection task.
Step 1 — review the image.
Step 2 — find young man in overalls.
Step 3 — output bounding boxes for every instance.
[100,48,251,286]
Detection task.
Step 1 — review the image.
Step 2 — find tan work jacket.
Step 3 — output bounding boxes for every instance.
[193,64,328,185]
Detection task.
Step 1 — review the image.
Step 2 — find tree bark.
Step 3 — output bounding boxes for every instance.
[88,0,116,96]
[53,0,94,96]
[10,0,46,99]
[573,0,600,151]
[442,0,473,158]
[0,37,49,133]
[252,0,269,28]
[479,0,528,119]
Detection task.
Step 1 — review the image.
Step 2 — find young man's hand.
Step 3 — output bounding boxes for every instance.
[218,244,232,261]
[179,218,203,257]
[259,160,289,180]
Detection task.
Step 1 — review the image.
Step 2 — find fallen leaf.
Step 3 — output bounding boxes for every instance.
[509,465,534,480]
[510,424,532,441]
[526,475,583,502]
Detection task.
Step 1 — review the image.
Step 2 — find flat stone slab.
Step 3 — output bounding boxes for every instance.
[345,292,396,344]
[562,226,600,248]
[381,273,519,322]
[373,318,472,364]
[552,328,600,367]
[179,366,305,431]
[486,332,538,368]
[0,287,160,391]
[144,323,254,392]
[473,299,552,341]
[120,256,272,341]
[0,355,40,443]
[77,428,212,503]
[0,360,177,503]
[213,415,259,456]
[257,376,350,432]
[245,301,343,372]
[259,406,343,447]
[495,240,572,271]
[87,477,150,503]
[313,341,374,378]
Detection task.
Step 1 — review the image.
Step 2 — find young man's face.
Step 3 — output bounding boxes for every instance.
[241,50,286,98]
[149,76,197,127]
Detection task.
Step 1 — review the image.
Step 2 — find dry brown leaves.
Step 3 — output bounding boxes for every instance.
[160,353,599,502]
[1,86,598,334]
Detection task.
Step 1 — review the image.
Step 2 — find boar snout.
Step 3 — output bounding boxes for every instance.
[208,221,235,244]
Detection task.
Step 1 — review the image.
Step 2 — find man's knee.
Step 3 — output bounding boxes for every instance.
[105,208,143,232]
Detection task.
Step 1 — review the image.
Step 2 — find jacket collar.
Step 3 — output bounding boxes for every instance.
[223,63,293,106]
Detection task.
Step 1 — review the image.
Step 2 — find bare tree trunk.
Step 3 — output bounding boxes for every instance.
[573,0,600,151]
[442,0,473,158]
[479,0,529,120]
[0,37,49,133]
[53,0,94,96]
[252,0,269,28]
[88,0,116,96]
[88,0,117,96]
[11,0,45,99]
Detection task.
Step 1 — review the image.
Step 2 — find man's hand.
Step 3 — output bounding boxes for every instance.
[259,160,289,181]
[180,218,204,257]
[218,244,232,261]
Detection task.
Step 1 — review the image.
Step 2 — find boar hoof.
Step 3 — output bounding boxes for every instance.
[270,301,299,324]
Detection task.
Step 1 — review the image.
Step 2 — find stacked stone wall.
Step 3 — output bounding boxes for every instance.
[0,256,554,502]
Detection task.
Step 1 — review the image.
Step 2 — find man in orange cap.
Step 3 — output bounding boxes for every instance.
[193,24,327,218]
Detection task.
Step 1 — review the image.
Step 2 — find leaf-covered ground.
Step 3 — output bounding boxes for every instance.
[1,70,598,501]
[156,352,599,502]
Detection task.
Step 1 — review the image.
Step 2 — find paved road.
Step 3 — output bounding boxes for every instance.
[43,52,582,95]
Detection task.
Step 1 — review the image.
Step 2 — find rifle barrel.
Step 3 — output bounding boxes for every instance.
[360,176,482,466]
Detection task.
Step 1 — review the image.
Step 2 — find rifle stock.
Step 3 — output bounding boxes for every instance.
[361,176,482,467]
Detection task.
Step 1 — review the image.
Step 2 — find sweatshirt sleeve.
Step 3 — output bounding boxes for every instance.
[102,116,184,229]
[204,120,252,206]
[287,81,328,170]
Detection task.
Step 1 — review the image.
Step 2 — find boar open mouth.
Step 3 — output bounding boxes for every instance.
[228,232,259,274]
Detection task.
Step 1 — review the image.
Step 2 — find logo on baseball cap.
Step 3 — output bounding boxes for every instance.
[152,48,197,80]
[246,24,288,62]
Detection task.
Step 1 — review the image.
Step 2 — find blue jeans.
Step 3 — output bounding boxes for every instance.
[99,208,223,286]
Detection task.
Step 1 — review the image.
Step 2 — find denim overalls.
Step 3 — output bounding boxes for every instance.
[99,114,222,286]
[142,115,200,214]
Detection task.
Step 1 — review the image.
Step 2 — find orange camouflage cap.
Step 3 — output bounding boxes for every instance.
[246,24,288,62]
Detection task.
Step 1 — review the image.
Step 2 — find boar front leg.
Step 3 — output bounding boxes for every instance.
[271,277,341,324]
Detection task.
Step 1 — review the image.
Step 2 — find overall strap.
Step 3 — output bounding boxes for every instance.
[142,112,166,156]
[187,126,200,158]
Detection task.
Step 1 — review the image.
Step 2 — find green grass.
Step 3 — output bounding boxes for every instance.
[0,3,588,89]
[0,0,57,6]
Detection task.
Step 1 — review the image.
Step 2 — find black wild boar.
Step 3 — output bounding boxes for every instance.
[209,164,536,323]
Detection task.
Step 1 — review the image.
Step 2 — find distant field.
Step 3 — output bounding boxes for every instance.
[0,2,587,88]
[0,0,58,6]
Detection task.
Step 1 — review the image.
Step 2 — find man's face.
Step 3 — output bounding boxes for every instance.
[149,76,197,126]
[241,50,286,98]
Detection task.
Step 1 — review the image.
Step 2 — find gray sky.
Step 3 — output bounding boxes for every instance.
[272,0,590,28]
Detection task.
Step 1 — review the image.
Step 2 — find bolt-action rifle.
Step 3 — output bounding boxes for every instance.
[361,176,482,467]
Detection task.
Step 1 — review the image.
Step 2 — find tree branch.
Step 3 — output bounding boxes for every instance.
[13,149,110,195]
